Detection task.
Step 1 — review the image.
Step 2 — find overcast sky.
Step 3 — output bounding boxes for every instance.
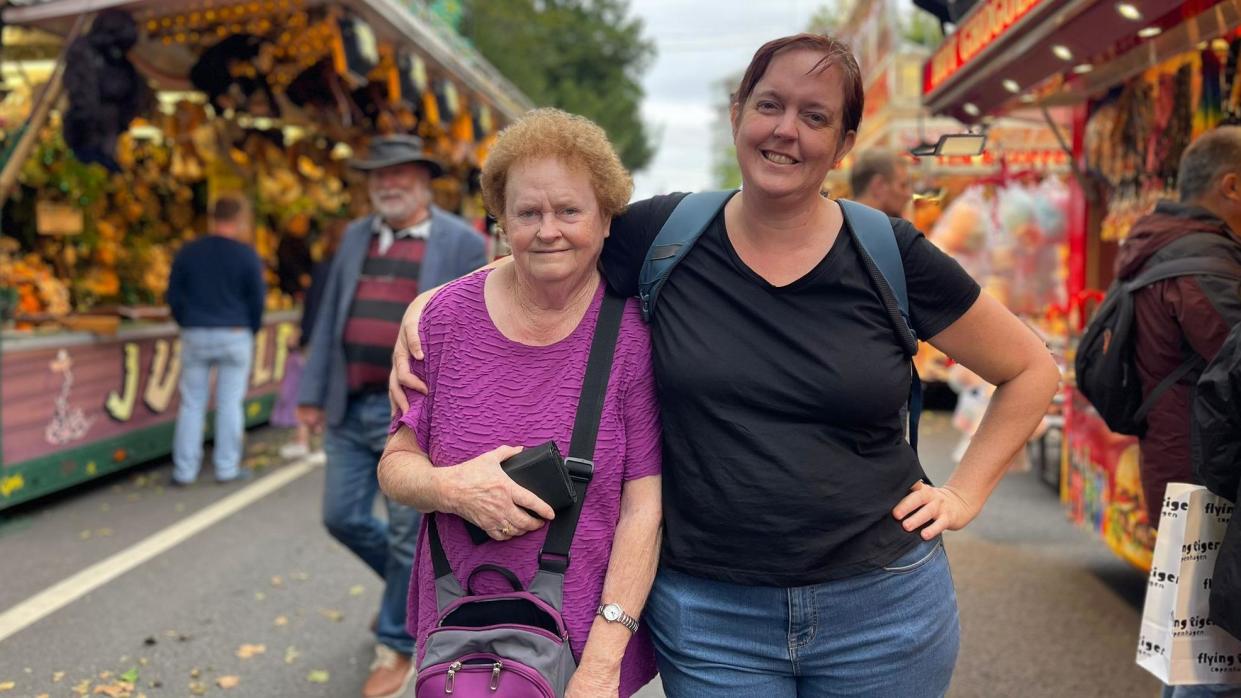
[627,0,819,199]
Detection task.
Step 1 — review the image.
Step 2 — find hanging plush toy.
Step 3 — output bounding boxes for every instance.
[62,9,152,172]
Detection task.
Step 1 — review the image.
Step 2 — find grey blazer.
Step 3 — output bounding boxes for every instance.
[297,206,487,426]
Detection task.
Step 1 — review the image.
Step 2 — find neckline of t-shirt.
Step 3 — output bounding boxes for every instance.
[476,266,606,351]
[715,203,849,292]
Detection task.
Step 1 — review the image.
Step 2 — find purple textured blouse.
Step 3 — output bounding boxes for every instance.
[393,269,661,696]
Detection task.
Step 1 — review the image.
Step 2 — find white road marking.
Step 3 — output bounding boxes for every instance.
[0,459,318,644]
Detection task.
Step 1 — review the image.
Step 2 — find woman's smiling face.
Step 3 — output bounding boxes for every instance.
[731,47,857,201]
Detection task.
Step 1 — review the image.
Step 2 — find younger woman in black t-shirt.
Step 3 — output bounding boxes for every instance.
[390,34,1059,698]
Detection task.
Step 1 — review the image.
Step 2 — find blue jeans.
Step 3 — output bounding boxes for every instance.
[646,537,960,697]
[322,392,418,655]
[1162,685,1241,697]
[173,328,254,483]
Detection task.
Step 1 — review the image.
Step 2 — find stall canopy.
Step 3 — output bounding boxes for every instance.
[1,0,535,121]
[924,0,1238,123]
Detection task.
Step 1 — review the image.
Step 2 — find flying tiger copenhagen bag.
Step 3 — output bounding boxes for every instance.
[1136,483,1241,685]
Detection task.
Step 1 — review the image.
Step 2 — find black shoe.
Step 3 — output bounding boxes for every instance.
[169,476,194,488]
[215,469,254,485]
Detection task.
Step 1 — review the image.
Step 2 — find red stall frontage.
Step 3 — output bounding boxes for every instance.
[923,0,1241,570]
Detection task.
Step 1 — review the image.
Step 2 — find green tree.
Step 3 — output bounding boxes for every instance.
[459,0,656,171]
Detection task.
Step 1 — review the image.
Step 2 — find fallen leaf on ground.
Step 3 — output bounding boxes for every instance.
[236,643,266,659]
[79,530,92,540]
[137,658,148,667]
[270,576,284,588]
[273,615,288,627]
[189,668,201,679]
[95,528,114,537]
[97,672,112,680]
[52,672,65,682]
[188,681,207,695]
[92,682,133,697]
[0,682,14,692]
[216,676,240,689]
[72,679,90,695]
[319,609,344,622]
[254,591,267,601]
[284,647,300,664]
[291,571,310,581]
[349,585,365,596]
[36,694,49,698]
[120,668,138,683]
[306,670,330,684]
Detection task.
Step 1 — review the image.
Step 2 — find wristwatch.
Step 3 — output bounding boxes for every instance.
[596,603,639,633]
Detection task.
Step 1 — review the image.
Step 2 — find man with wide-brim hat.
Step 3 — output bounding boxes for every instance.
[348,133,445,177]
[298,132,486,698]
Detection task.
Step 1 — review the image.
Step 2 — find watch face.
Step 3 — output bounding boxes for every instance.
[603,605,621,621]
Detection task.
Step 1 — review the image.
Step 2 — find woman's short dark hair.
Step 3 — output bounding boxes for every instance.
[733,33,864,137]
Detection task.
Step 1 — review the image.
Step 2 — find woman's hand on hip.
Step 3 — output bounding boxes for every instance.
[442,445,556,541]
[892,480,980,539]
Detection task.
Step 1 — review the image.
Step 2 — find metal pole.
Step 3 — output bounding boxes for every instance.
[0,12,89,205]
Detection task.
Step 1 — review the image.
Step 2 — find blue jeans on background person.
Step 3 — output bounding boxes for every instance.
[646,536,960,698]
[322,391,418,656]
[173,327,254,484]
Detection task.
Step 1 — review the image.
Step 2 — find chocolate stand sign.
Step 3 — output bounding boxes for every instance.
[1,316,296,509]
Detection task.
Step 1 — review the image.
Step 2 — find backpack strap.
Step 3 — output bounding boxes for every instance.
[1125,256,1241,291]
[1123,254,1241,425]
[1134,354,1207,425]
[838,200,916,346]
[838,199,924,452]
[638,190,736,322]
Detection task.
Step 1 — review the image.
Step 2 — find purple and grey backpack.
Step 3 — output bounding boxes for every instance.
[415,291,625,698]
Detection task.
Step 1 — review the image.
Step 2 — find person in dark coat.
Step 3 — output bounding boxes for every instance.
[1113,126,1241,527]
[1195,321,1241,643]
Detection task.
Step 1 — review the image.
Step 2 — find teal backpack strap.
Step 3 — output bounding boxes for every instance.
[638,190,737,322]
[838,199,924,453]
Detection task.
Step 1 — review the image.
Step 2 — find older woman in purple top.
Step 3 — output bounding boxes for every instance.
[378,109,662,698]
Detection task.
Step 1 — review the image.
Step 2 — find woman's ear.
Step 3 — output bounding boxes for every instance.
[601,215,613,239]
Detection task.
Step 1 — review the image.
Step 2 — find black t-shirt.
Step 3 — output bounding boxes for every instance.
[601,193,981,586]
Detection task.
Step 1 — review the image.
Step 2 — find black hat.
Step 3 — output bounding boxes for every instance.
[349,134,444,178]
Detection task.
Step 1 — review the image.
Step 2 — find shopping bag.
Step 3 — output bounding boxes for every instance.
[1136,482,1241,684]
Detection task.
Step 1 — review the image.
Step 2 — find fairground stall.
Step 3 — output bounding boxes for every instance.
[923,0,1241,569]
[0,0,532,510]
[832,0,1074,483]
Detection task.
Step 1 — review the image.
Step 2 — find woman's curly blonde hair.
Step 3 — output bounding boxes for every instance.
[481,108,632,222]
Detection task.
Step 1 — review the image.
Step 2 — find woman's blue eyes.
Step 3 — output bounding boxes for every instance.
[756,101,828,126]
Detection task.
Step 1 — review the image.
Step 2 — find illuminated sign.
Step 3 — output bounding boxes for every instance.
[924,0,1047,96]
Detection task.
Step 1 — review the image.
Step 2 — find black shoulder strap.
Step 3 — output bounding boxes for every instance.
[538,290,626,574]
[426,289,627,585]
[1126,256,1241,291]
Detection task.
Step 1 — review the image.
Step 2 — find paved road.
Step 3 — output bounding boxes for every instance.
[0,413,1159,697]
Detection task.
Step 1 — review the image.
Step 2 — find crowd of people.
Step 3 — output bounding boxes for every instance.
[162,29,1241,698]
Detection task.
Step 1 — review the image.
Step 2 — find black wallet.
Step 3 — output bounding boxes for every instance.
[465,441,578,545]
